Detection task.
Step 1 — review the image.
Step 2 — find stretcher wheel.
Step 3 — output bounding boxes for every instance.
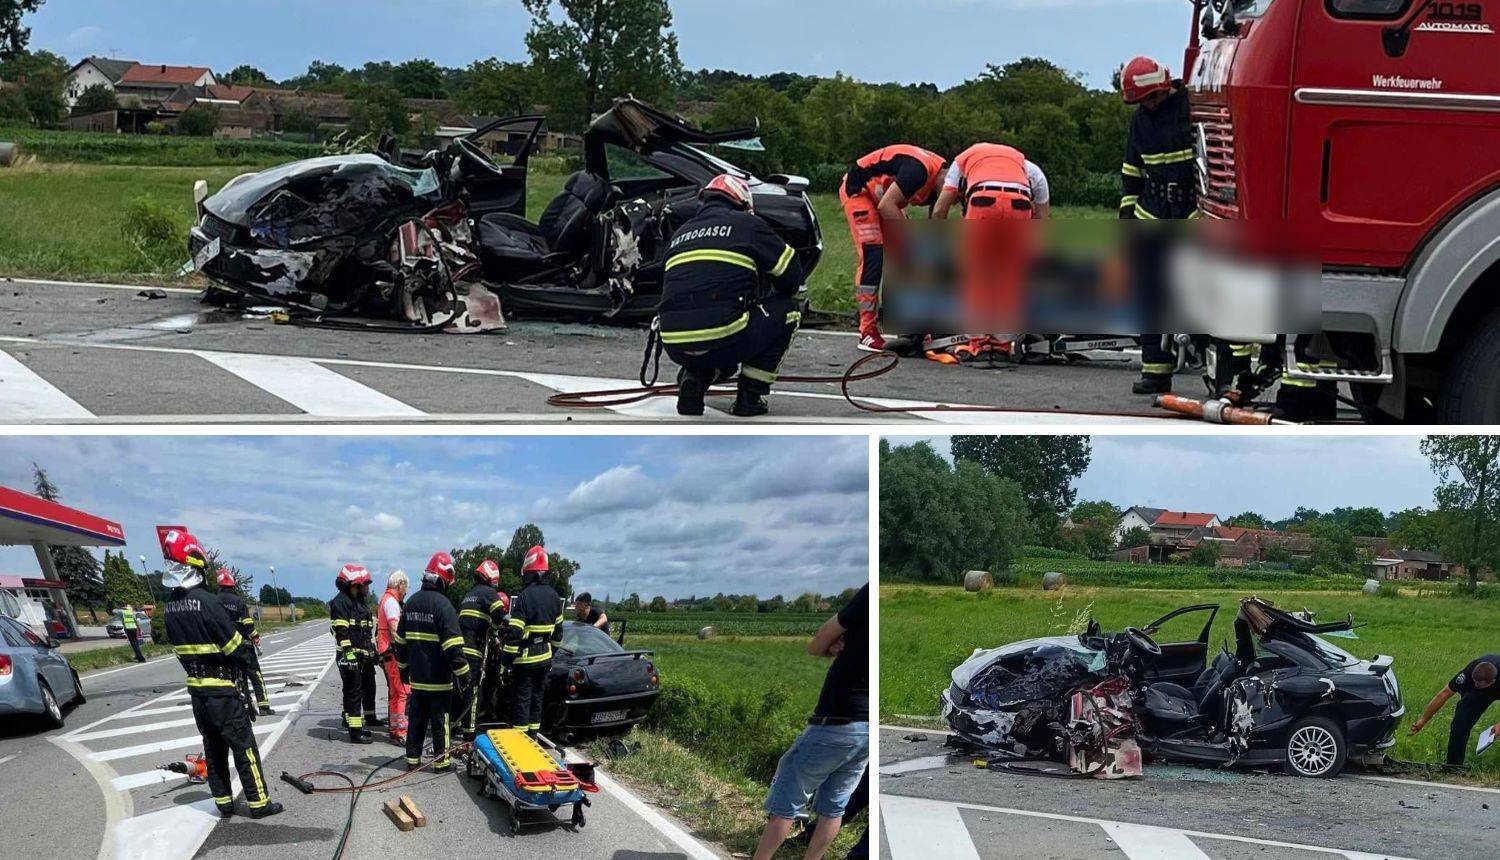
[572,802,586,829]
[509,816,521,836]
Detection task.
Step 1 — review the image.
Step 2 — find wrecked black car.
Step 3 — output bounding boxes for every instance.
[942,598,1403,779]
[187,98,823,326]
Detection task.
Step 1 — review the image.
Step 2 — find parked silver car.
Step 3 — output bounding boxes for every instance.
[0,615,85,728]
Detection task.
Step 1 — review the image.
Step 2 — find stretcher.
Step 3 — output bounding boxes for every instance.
[467,727,597,834]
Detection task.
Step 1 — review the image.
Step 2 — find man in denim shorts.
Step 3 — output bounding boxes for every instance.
[753,583,869,860]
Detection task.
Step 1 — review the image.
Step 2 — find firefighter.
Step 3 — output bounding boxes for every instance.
[329,564,378,744]
[393,552,469,772]
[503,545,563,735]
[659,174,805,418]
[457,559,510,740]
[158,527,282,819]
[375,569,409,745]
[1118,55,1198,395]
[214,566,271,716]
[840,144,948,351]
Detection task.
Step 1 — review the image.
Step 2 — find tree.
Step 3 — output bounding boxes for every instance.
[460,58,537,117]
[620,592,642,612]
[1070,500,1121,524]
[72,83,116,115]
[202,547,251,599]
[1327,506,1388,537]
[224,64,273,86]
[103,551,152,609]
[393,58,448,99]
[880,440,1034,582]
[176,104,220,137]
[1389,507,1445,553]
[951,436,1092,534]
[1226,512,1269,529]
[522,0,684,131]
[1423,435,1500,590]
[30,464,106,609]
[1308,521,1359,575]
[1117,526,1151,551]
[0,48,66,125]
[647,595,668,612]
[1188,541,1222,568]
[348,83,409,137]
[0,0,43,62]
[259,584,292,605]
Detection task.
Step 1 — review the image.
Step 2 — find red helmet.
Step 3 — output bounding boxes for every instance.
[1121,56,1172,104]
[701,174,754,212]
[337,564,372,587]
[158,526,206,568]
[216,567,236,588]
[496,592,512,614]
[475,559,501,587]
[521,545,549,576]
[425,551,456,586]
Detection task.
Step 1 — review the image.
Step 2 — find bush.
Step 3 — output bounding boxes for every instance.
[643,675,802,783]
[120,195,185,273]
[807,162,848,194]
[1020,545,1082,560]
[1377,580,1402,599]
[176,105,220,138]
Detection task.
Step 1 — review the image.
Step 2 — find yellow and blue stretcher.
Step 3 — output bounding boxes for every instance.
[468,728,598,834]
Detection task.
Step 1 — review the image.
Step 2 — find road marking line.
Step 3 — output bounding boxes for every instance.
[69,716,201,742]
[513,370,729,418]
[881,793,1422,859]
[1103,822,1212,860]
[1353,773,1500,795]
[880,795,981,860]
[198,352,425,417]
[90,723,275,762]
[0,754,15,766]
[104,689,304,720]
[592,769,721,860]
[0,348,94,419]
[3,277,200,295]
[880,754,953,776]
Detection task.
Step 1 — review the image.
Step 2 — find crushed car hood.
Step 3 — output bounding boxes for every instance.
[203,154,441,229]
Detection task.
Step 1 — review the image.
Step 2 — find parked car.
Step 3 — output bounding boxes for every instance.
[105,608,151,639]
[475,619,660,740]
[943,598,1402,778]
[0,615,85,728]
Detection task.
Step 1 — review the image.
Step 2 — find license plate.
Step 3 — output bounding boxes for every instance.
[591,709,628,725]
[193,236,221,271]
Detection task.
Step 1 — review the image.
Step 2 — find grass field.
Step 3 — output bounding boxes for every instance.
[880,582,1500,784]
[596,631,865,857]
[0,139,1110,312]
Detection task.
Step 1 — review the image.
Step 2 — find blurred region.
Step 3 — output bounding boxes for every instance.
[883,218,1322,340]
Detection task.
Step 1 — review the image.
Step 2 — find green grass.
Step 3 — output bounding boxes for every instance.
[598,632,864,858]
[0,126,323,166]
[880,582,1500,785]
[67,640,175,672]
[620,612,827,637]
[1004,556,1363,591]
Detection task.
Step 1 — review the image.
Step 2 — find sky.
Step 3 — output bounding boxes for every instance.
[26,0,1188,93]
[887,435,1442,520]
[0,435,868,603]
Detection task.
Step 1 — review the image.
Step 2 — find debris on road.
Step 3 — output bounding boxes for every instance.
[383,799,416,831]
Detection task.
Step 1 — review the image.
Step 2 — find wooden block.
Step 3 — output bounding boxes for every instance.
[383,800,414,832]
[398,795,426,828]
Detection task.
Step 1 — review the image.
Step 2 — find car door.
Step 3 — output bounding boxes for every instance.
[459,116,545,220]
[1139,604,1220,685]
[14,619,70,696]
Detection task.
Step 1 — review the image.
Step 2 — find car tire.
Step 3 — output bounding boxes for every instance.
[71,668,86,704]
[38,679,65,729]
[1439,306,1500,423]
[1285,715,1345,778]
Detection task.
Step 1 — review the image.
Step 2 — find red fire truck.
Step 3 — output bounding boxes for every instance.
[1185,0,1500,422]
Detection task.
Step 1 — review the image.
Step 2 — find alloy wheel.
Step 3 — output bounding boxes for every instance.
[42,683,61,722]
[1288,724,1338,776]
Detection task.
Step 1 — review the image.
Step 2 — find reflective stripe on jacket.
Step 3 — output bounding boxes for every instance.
[392,584,468,692]
[503,581,564,666]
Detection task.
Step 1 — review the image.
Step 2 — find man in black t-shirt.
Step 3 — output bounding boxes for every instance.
[752,584,869,860]
[572,592,608,630]
[1410,654,1500,765]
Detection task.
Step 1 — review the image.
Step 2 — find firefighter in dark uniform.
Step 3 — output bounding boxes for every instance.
[329,564,379,744]
[659,173,805,418]
[393,551,469,772]
[158,527,282,819]
[1119,55,1200,396]
[457,558,510,740]
[503,545,563,734]
[214,566,272,715]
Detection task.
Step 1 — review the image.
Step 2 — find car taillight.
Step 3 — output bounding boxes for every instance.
[646,660,658,687]
[573,668,585,682]
[0,654,11,676]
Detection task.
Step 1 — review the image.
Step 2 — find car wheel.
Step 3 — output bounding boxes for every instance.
[1285,715,1345,778]
[1440,306,1500,423]
[71,668,87,704]
[38,679,65,729]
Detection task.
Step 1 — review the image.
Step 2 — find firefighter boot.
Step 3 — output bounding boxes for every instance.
[676,367,707,416]
[1132,375,1172,395]
[349,727,374,745]
[248,801,285,820]
[732,378,770,417]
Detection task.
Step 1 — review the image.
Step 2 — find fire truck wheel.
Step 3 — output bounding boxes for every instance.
[1440,305,1500,424]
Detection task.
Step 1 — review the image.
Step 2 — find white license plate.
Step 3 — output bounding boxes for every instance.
[193,236,221,271]
[591,709,628,724]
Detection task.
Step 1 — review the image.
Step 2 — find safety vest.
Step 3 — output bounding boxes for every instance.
[375,589,402,656]
[953,143,1033,220]
[848,145,947,206]
[120,606,136,628]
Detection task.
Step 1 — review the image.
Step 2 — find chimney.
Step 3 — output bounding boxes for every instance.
[160,64,167,73]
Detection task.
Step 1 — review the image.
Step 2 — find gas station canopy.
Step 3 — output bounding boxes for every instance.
[0,484,126,548]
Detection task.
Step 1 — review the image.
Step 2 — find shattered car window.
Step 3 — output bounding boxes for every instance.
[1303,634,1360,668]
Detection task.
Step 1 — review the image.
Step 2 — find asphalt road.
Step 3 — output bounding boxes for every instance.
[877,725,1498,860]
[1,277,1241,425]
[0,619,720,860]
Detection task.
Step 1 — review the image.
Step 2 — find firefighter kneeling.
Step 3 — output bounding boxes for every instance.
[659,174,804,418]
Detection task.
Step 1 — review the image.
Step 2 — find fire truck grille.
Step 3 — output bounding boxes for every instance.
[1192,104,1238,218]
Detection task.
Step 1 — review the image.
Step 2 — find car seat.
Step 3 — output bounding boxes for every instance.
[1142,649,1242,731]
[476,171,613,279]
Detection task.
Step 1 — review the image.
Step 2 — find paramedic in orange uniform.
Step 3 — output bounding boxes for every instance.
[839,145,948,352]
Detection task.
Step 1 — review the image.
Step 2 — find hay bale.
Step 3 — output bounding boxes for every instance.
[963,570,993,592]
[0,142,18,168]
[1042,571,1066,591]
[1362,579,1381,595]
[697,626,715,640]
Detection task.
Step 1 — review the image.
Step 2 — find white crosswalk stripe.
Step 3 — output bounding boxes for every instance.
[880,794,1421,860]
[198,351,426,417]
[0,348,93,419]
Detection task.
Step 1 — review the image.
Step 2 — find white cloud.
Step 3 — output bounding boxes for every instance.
[371,512,404,530]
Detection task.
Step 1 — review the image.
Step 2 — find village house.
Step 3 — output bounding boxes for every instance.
[63,56,138,106]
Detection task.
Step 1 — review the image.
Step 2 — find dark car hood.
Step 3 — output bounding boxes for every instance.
[203,154,441,227]
[588,98,758,152]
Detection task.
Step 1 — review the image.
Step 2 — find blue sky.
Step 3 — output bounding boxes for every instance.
[0,435,868,602]
[28,0,1187,92]
[888,435,1441,519]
